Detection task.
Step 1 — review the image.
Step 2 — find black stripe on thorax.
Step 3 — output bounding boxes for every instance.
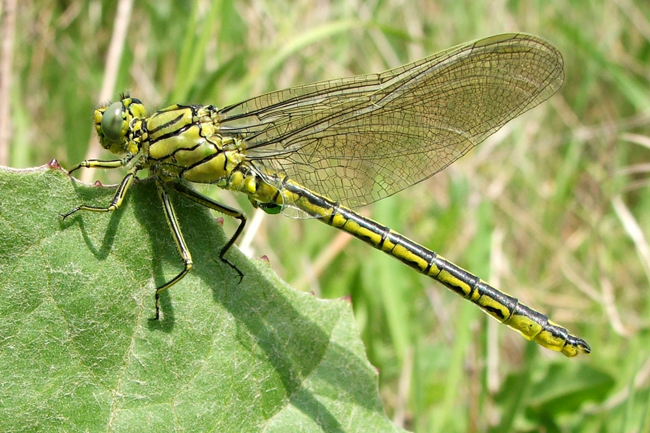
[179,150,227,174]
[147,112,188,135]
[150,122,195,145]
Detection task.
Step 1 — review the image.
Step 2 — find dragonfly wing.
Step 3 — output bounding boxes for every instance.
[217,33,564,208]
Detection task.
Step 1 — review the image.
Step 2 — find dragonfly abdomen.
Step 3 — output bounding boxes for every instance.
[280,180,590,356]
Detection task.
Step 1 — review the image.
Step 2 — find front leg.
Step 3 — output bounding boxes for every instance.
[67,155,134,176]
[61,164,139,219]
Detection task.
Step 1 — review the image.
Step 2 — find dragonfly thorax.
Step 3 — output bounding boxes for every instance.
[134,103,246,186]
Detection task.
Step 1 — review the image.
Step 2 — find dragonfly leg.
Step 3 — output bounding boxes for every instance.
[60,165,138,219]
[67,155,134,176]
[169,181,246,282]
[154,181,193,320]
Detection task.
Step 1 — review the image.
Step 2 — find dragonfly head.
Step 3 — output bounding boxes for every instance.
[94,94,147,155]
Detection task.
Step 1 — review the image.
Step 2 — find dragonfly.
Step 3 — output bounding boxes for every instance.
[63,33,590,357]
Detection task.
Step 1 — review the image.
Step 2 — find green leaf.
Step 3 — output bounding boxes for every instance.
[0,164,403,432]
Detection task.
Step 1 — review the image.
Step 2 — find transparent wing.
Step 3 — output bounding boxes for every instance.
[217,33,564,208]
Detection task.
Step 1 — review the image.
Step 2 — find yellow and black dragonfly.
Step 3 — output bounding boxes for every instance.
[63,33,590,357]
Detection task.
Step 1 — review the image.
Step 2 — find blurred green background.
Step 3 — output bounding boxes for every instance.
[1,0,649,431]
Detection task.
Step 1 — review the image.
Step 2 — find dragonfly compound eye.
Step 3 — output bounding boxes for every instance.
[101,101,125,141]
